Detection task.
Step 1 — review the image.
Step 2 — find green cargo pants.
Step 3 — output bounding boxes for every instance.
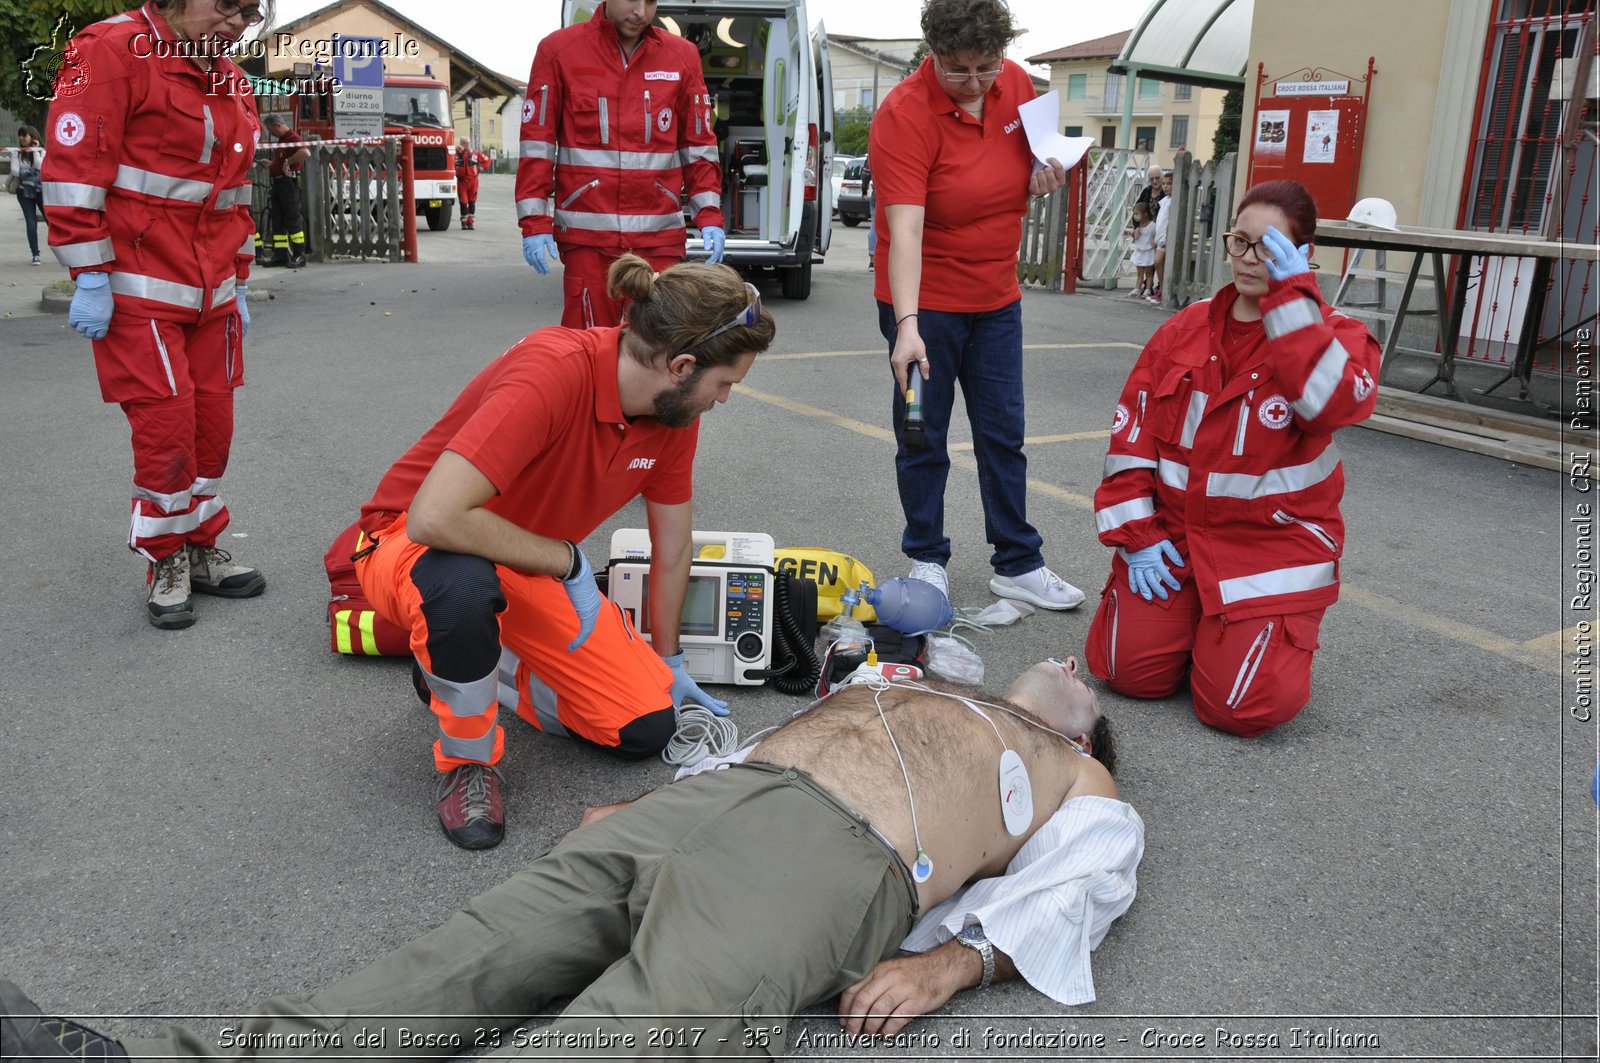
[122,763,919,1059]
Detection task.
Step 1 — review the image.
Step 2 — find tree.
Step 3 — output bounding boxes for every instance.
[0,1,124,128]
[833,106,872,156]
[910,40,929,68]
[1212,86,1242,160]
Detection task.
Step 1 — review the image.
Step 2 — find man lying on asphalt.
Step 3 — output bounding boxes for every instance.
[2,657,1144,1059]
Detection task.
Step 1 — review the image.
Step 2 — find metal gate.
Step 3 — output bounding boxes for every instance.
[1081,147,1152,289]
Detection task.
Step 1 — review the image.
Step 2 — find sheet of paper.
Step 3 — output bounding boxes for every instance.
[1017,90,1095,171]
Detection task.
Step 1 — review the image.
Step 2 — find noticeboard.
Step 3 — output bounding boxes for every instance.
[1246,60,1375,223]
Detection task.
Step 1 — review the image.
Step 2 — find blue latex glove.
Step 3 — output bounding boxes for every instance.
[235,285,249,338]
[662,651,730,716]
[562,548,602,652]
[701,225,726,265]
[1260,225,1312,282]
[69,272,113,340]
[1126,539,1185,602]
[523,234,560,275]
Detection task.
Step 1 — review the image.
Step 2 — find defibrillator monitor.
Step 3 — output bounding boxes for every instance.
[607,529,775,686]
[639,574,720,638]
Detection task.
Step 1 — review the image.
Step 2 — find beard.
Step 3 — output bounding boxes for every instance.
[651,371,705,429]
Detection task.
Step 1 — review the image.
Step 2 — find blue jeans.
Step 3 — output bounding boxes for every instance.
[878,299,1044,577]
[16,192,40,257]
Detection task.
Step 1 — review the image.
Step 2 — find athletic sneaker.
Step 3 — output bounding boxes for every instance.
[146,550,194,629]
[437,763,505,849]
[1127,286,1145,298]
[990,565,1086,610]
[188,545,266,598]
[907,559,950,601]
[0,978,129,1061]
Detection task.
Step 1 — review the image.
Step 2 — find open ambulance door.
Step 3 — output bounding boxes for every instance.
[812,19,834,255]
[562,0,593,27]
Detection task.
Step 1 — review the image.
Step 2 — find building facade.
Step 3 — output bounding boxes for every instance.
[1027,30,1231,168]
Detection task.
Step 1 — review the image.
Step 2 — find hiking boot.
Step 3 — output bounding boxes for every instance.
[0,978,129,1062]
[187,545,266,598]
[908,559,950,601]
[146,550,194,629]
[436,763,505,850]
[990,565,1086,611]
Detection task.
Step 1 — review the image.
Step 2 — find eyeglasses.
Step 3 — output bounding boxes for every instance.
[216,0,266,26]
[932,54,1005,83]
[697,282,762,345]
[1222,230,1320,268]
[1221,231,1271,260]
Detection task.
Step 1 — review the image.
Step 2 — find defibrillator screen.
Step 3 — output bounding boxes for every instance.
[639,574,721,637]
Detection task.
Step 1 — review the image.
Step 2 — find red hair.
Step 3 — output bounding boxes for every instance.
[1236,179,1318,246]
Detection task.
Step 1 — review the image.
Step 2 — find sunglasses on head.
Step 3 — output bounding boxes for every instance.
[696,282,762,345]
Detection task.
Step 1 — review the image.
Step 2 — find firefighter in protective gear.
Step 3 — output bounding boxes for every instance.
[262,113,309,267]
[44,0,268,629]
[454,139,490,230]
[516,0,727,328]
[1086,180,1381,737]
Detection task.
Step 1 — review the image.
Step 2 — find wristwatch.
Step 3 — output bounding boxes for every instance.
[956,924,995,989]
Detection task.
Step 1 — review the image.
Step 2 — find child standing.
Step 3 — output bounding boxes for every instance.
[1127,200,1156,299]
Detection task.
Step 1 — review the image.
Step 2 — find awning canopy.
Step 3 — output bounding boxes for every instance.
[1109,0,1254,89]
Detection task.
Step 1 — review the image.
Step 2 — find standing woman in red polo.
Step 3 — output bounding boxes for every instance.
[870,0,1084,612]
[43,0,269,629]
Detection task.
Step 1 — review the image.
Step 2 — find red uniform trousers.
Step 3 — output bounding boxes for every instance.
[457,170,480,222]
[93,310,243,562]
[1085,570,1325,737]
[557,246,683,329]
[357,514,677,771]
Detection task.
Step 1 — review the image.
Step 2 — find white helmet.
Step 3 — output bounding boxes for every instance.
[1346,197,1399,231]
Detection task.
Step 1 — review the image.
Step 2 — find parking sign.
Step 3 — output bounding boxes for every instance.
[332,36,384,88]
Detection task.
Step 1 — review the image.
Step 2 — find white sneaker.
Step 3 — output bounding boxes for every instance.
[907,559,950,600]
[989,565,1085,610]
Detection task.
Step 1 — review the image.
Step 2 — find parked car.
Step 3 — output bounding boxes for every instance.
[837,157,870,226]
[830,155,859,213]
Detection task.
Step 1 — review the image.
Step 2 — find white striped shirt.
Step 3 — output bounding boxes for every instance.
[675,749,1146,1005]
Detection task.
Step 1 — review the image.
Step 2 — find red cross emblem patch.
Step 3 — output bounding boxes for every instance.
[1111,403,1131,435]
[54,111,85,147]
[1258,395,1292,429]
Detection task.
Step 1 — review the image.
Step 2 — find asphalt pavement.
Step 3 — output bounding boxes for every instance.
[0,174,1593,1060]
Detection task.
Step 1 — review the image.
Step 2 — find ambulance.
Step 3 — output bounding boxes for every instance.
[564,0,835,299]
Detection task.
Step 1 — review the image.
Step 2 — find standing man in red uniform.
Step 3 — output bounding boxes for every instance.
[353,255,774,849]
[516,0,727,328]
[454,138,490,230]
[45,0,268,629]
[262,113,308,267]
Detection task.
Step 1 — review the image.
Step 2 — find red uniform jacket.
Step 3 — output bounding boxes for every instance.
[515,10,723,252]
[455,147,489,194]
[42,3,259,323]
[1094,274,1381,621]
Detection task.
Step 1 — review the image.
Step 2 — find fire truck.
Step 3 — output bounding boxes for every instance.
[261,70,458,230]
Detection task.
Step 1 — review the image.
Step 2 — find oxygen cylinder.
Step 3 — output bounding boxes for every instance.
[843,577,954,634]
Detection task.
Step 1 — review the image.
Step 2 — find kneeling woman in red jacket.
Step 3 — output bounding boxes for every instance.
[1086,179,1380,737]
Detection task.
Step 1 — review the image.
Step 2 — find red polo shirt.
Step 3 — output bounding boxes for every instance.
[360,326,698,541]
[869,58,1036,312]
